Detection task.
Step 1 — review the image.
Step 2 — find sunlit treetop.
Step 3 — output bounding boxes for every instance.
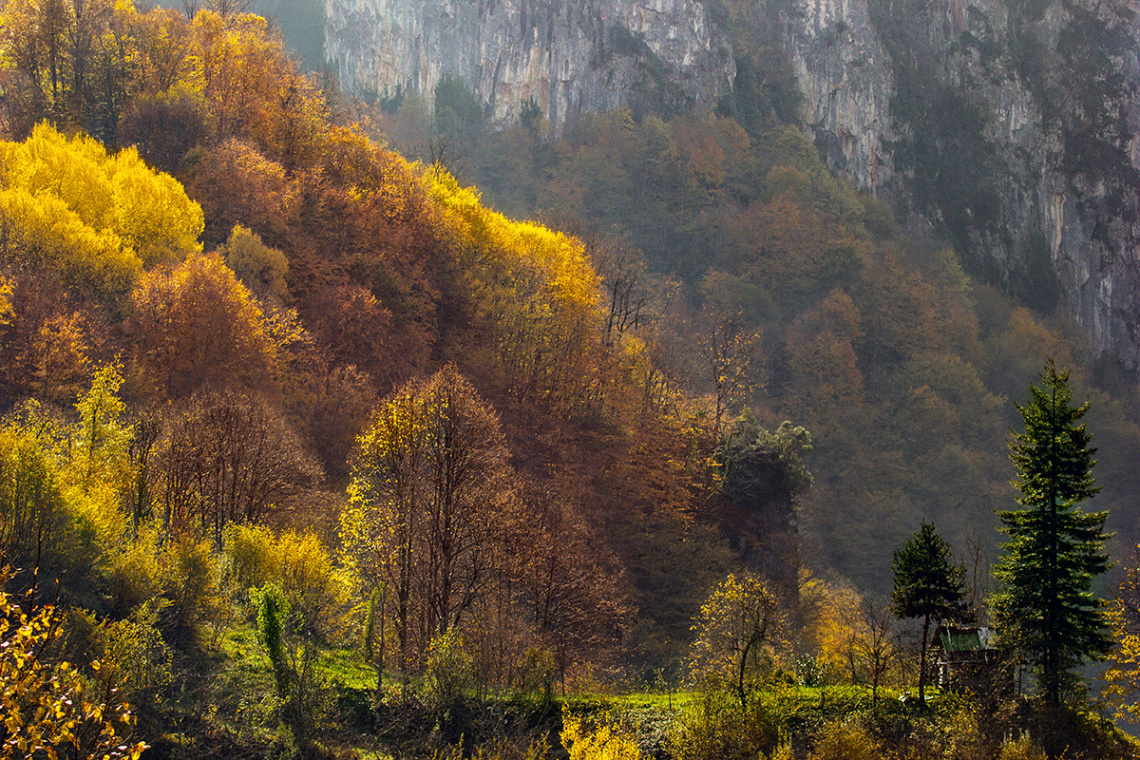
[1,124,204,261]
[425,167,600,313]
[129,252,286,399]
[109,145,204,264]
[0,124,203,298]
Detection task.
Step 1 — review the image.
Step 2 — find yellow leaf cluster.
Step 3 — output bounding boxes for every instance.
[561,712,646,760]
[0,275,12,327]
[425,167,621,410]
[0,186,137,299]
[798,571,864,676]
[0,567,146,760]
[111,146,204,263]
[1104,603,1140,725]
[223,523,352,637]
[0,124,203,298]
[427,167,599,313]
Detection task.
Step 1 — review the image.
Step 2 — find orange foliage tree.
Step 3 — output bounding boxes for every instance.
[128,252,285,398]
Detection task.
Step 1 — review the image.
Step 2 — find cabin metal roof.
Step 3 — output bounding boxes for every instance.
[938,626,995,652]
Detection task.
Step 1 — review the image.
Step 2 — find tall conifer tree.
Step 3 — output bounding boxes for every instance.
[992,359,1112,707]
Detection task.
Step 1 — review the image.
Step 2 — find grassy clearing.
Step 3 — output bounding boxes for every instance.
[166,632,1140,760]
[320,647,377,691]
[196,635,992,759]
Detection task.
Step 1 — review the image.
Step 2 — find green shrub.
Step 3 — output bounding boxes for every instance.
[94,598,174,712]
[424,628,474,708]
[161,532,223,635]
[103,526,164,615]
[667,690,776,760]
[252,583,291,699]
[520,646,558,701]
[224,523,351,639]
[250,582,333,754]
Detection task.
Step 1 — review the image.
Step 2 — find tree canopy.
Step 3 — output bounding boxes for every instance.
[341,364,514,690]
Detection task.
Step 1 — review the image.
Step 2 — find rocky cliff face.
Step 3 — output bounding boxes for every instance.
[325,0,736,127]
[326,0,1140,373]
[788,0,1140,372]
[784,0,896,198]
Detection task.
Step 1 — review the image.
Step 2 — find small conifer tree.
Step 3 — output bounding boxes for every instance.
[890,521,966,705]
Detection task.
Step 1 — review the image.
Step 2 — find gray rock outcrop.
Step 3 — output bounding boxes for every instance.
[325,0,736,127]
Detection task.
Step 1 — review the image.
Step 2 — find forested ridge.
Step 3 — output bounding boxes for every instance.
[2,1,1140,758]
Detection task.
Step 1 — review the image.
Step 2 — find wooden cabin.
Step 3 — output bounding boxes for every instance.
[934,625,1012,694]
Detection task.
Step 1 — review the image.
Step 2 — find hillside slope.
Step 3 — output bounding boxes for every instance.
[325,0,1140,380]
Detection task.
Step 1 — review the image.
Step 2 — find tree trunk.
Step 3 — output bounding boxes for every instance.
[375,584,386,704]
[919,614,930,706]
[738,637,754,710]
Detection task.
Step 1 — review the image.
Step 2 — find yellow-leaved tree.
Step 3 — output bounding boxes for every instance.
[1104,548,1140,727]
[791,571,850,680]
[425,168,616,413]
[688,571,785,708]
[0,364,134,588]
[0,124,203,299]
[188,10,328,163]
[341,363,514,696]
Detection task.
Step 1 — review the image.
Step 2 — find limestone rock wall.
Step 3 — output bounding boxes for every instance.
[325,0,736,127]
[785,0,896,197]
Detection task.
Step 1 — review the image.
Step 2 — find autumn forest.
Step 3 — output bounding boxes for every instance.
[3,0,1140,758]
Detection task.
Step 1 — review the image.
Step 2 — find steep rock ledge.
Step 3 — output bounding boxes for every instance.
[785,0,897,198]
[325,0,736,127]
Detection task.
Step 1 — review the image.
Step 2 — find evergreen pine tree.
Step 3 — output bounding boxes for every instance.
[992,359,1112,707]
[890,521,967,706]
